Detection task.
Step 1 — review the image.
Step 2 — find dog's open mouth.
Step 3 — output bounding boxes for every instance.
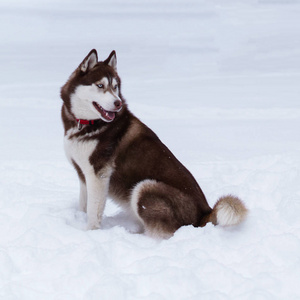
[93,102,116,122]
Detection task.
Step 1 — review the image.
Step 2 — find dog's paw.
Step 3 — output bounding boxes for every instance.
[86,222,100,231]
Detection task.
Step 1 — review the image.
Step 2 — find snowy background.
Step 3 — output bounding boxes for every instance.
[1,0,300,299]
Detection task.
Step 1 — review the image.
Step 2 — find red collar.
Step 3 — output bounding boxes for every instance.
[76,119,100,130]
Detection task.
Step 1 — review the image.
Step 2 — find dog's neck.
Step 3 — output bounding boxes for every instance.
[61,104,103,134]
[61,103,129,135]
[76,118,101,130]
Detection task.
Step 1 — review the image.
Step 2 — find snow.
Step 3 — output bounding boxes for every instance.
[1,0,300,299]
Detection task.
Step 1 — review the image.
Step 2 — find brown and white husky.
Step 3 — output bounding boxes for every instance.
[61,49,248,238]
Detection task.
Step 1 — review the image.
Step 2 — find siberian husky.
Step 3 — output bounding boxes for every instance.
[61,49,248,238]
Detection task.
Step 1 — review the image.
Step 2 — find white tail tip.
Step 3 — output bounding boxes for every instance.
[214,195,248,226]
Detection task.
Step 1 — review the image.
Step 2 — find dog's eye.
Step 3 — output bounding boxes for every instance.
[113,85,118,90]
[97,84,104,89]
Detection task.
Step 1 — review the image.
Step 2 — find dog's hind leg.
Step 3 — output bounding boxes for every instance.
[130,180,198,239]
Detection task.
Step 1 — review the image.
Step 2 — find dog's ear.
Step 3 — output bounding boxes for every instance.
[80,49,98,73]
[104,50,117,71]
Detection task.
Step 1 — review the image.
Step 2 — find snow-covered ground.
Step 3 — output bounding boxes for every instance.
[1,0,300,299]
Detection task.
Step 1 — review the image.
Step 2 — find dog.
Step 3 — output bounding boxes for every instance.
[61,49,248,238]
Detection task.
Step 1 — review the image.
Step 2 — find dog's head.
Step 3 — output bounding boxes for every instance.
[61,49,123,123]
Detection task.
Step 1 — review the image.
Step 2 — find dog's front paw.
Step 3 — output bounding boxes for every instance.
[86,222,100,231]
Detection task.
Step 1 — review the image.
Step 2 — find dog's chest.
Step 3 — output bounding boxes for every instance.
[64,128,98,173]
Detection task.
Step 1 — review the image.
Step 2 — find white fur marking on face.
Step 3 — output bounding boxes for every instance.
[112,78,117,87]
[70,82,121,120]
[96,77,108,88]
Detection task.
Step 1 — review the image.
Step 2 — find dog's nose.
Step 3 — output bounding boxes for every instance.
[114,100,122,109]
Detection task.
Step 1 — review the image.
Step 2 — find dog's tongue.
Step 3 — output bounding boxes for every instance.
[106,111,115,120]
[93,102,116,122]
[103,109,115,121]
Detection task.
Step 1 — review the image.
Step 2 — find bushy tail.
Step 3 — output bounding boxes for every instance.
[209,195,248,226]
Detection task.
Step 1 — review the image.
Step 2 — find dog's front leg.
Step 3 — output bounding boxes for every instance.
[86,175,110,230]
[79,180,87,212]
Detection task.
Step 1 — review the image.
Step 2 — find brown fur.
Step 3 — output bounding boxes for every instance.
[72,159,85,184]
[61,49,247,238]
[136,181,200,237]
[108,116,213,225]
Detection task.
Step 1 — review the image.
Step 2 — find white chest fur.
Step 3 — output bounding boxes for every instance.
[64,127,114,230]
[64,128,98,175]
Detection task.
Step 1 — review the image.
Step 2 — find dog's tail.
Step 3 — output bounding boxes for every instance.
[202,195,248,227]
